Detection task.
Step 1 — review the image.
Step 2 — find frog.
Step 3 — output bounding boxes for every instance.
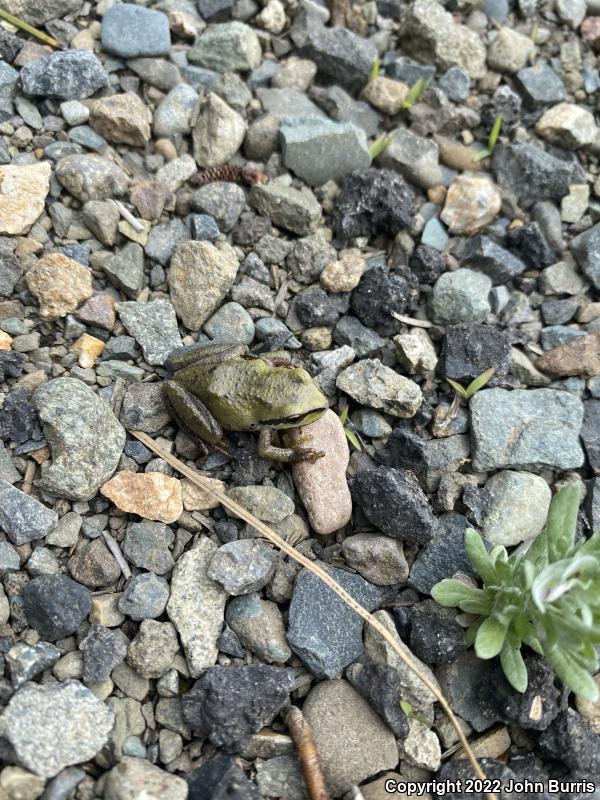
[164,342,329,463]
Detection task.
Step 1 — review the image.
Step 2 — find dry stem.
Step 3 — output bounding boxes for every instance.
[283,705,330,800]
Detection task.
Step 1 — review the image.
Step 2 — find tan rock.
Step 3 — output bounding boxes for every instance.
[536,332,600,378]
[320,252,366,292]
[459,726,511,760]
[441,173,501,235]
[0,766,45,800]
[90,593,125,627]
[436,136,483,172]
[284,409,352,535]
[90,93,151,147]
[0,331,12,351]
[361,77,409,115]
[181,477,224,511]
[70,333,105,368]
[101,471,183,523]
[0,162,51,235]
[192,93,246,168]
[25,253,93,320]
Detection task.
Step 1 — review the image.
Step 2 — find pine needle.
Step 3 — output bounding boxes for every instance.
[132,429,496,799]
[0,7,64,49]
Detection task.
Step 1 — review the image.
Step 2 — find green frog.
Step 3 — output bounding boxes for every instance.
[165,342,328,463]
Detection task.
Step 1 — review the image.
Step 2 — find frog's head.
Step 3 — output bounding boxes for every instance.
[268,368,328,430]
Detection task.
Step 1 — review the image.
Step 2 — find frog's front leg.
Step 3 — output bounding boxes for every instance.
[164,381,223,444]
[258,428,325,463]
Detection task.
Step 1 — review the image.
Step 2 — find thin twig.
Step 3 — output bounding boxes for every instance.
[0,7,63,48]
[102,531,132,580]
[283,705,330,800]
[131,430,496,800]
[113,200,144,233]
[391,311,433,328]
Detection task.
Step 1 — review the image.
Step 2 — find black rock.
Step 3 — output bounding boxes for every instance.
[350,466,438,545]
[0,389,44,447]
[492,142,585,209]
[21,574,92,641]
[300,25,377,94]
[513,62,567,109]
[408,512,474,594]
[332,168,416,240]
[409,599,467,665]
[506,222,555,268]
[462,484,492,527]
[379,428,470,492]
[346,660,409,738]
[582,400,600,474]
[80,625,128,683]
[478,653,567,731]
[0,29,23,63]
[435,759,523,799]
[294,288,339,328]
[187,753,260,800]
[539,710,600,773]
[481,84,522,130]
[440,323,511,384]
[197,0,233,21]
[409,244,444,285]
[228,432,271,487]
[585,477,600,532]
[0,352,25,385]
[182,664,296,752]
[460,235,526,284]
[350,265,413,335]
[541,299,578,326]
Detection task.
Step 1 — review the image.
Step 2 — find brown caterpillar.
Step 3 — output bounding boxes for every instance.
[190,164,268,187]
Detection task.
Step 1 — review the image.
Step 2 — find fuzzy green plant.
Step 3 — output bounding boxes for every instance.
[473,112,503,162]
[432,482,600,701]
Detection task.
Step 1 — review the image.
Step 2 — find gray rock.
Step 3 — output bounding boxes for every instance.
[203,302,255,345]
[101,4,171,58]
[257,87,326,118]
[127,58,182,92]
[80,625,128,683]
[226,593,291,664]
[55,154,128,202]
[0,443,20,485]
[436,651,495,732]
[0,480,57,545]
[460,235,526,284]
[0,0,80,24]
[226,485,294,522]
[192,93,247,167]
[382,428,471,492]
[207,539,278,594]
[126,622,179,682]
[572,223,600,291]
[341,533,408,585]
[191,182,246,232]
[153,83,198,138]
[310,85,380,136]
[167,538,227,677]
[189,22,262,72]
[6,640,60,689]
[116,300,182,367]
[255,755,306,800]
[280,116,371,186]
[492,142,585,209]
[103,243,145,298]
[432,268,492,324]
[0,237,21,297]
[1,680,114,778]
[336,359,422,417]
[334,315,384,358]
[123,520,174,574]
[118,572,170,621]
[32,378,125,501]
[481,470,552,546]
[514,62,567,109]
[470,387,584,471]
[250,180,322,235]
[120,382,171,434]
[0,61,18,122]
[438,66,470,102]
[104,758,187,800]
[409,512,473,594]
[379,127,443,189]
[145,218,189,266]
[300,25,377,93]
[287,563,379,678]
[302,679,399,796]
[20,50,108,101]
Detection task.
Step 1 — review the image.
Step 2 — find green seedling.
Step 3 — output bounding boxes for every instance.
[530,24,539,64]
[338,406,362,451]
[432,482,600,701]
[473,113,503,162]
[401,77,429,110]
[369,133,393,159]
[400,700,429,726]
[437,367,495,432]
[370,54,381,82]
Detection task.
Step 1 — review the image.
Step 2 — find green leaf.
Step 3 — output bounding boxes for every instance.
[446,378,468,398]
[465,618,483,646]
[369,134,392,159]
[500,639,528,693]
[475,615,508,659]
[370,55,380,82]
[473,148,491,163]
[338,406,349,425]
[344,428,362,451]
[544,647,599,702]
[464,528,497,585]
[546,482,580,562]
[487,113,503,154]
[465,367,496,398]
[401,78,426,109]
[431,579,491,614]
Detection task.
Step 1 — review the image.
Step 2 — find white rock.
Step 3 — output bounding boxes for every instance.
[536,102,598,149]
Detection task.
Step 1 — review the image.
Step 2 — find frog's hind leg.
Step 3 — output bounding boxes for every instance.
[164,380,223,445]
[258,429,324,463]
[168,342,248,371]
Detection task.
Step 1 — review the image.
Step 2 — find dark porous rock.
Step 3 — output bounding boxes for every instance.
[506,221,555,268]
[346,660,409,738]
[287,564,380,678]
[0,351,25,384]
[187,753,260,800]
[20,50,109,101]
[436,759,521,799]
[22,574,92,641]
[492,142,585,209]
[460,235,526,284]
[409,599,467,665]
[119,382,171,434]
[332,168,416,240]
[350,465,438,544]
[478,653,567,731]
[0,480,57,546]
[80,625,128,684]
[300,25,377,94]
[539,709,600,774]
[294,288,339,328]
[0,389,44,447]
[408,512,474,594]
[182,664,296,752]
[379,429,470,492]
[440,322,511,384]
[409,244,444,285]
[350,265,415,336]
[582,400,600,474]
